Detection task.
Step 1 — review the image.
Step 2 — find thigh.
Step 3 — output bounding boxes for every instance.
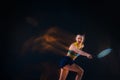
[60,68,69,75]
[63,64,83,73]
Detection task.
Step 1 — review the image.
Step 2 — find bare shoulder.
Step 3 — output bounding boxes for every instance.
[69,42,76,50]
[69,42,75,47]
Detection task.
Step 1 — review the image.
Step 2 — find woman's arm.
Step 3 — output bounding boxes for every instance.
[69,44,92,59]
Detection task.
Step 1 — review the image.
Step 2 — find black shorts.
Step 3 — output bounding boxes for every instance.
[59,56,76,68]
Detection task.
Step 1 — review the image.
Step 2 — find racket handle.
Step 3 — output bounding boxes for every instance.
[92,55,98,59]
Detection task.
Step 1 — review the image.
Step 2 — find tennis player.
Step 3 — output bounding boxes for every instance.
[59,34,92,80]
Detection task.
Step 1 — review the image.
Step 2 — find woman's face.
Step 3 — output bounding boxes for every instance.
[76,35,83,43]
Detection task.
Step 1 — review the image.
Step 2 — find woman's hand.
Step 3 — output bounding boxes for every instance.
[86,54,93,59]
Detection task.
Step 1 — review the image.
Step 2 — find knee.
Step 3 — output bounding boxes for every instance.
[77,68,84,75]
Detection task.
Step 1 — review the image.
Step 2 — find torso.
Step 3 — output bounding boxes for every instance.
[67,42,84,60]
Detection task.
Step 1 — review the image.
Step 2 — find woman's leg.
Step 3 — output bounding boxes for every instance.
[59,68,69,80]
[63,64,84,80]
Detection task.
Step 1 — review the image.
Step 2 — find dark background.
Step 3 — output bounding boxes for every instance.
[2,0,120,80]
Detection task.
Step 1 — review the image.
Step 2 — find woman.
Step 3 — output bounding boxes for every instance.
[59,34,92,80]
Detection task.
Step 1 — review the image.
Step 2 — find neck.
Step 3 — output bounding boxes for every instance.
[76,42,81,45]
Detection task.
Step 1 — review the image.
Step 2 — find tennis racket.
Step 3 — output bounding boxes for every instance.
[93,48,112,59]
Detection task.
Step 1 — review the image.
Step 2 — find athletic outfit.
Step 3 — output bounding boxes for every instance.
[59,42,84,68]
